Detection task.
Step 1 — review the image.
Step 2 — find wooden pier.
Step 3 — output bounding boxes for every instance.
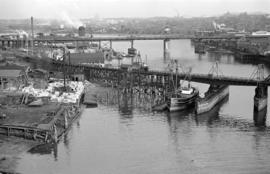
[51,61,270,114]
[0,103,83,143]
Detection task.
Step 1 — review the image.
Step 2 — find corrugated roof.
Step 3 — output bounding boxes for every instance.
[0,70,23,78]
[69,52,104,64]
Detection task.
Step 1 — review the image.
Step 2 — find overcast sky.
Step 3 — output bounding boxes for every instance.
[0,0,269,19]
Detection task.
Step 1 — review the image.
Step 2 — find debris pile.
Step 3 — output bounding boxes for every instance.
[22,81,85,104]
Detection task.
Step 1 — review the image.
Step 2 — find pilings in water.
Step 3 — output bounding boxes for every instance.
[98,40,101,50]
[252,64,268,126]
[253,107,267,127]
[163,39,170,59]
[110,40,112,49]
[0,39,28,49]
[254,77,267,127]
[254,84,268,112]
[130,40,134,49]
[253,64,267,113]
[84,68,169,111]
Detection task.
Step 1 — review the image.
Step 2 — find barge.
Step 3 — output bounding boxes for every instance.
[0,80,86,143]
[196,85,229,114]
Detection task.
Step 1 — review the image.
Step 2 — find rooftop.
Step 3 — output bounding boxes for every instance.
[0,69,23,78]
[0,63,28,71]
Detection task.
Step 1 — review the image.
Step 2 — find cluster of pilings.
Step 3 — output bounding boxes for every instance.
[0,39,32,49]
[254,84,268,126]
[93,83,165,112]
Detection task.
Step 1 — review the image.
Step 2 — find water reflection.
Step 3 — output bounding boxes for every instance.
[195,96,229,126]
[28,143,58,161]
[118,91,134,116]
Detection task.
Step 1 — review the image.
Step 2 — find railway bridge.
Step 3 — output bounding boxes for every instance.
[2,34,268,59]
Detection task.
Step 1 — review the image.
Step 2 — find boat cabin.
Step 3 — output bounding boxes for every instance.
[181,87,194,95]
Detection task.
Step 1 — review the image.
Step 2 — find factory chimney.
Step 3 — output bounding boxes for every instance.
[31,16,34,55]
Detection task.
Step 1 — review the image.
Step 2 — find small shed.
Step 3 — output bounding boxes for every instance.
[0,64,28,90]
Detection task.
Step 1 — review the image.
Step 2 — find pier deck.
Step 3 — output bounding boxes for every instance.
[0,102,82,143]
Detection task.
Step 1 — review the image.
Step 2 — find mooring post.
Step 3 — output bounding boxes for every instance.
[99,40,101,50]
[33,130,37,140]
[7,127,9,136]
[24,129,27,139]
[110,40,112,49]
[18,39,22,48]
[53,124,58,143]
[64,110,68,129]
[131,40,134,49]
[12,40,15,48]
[163,39,170,59]
[16,40,19,48]
[75,41,78,52]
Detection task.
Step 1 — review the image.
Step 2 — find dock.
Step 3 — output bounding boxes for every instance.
[0,80,86,143]
[0,103,83,143]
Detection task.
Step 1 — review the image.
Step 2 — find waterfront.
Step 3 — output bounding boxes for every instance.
[4,39,270,173]
[16,106,270,174]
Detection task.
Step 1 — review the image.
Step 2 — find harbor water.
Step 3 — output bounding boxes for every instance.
[11,40,270,173]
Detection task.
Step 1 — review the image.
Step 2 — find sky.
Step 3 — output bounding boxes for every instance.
[0,0,269,19]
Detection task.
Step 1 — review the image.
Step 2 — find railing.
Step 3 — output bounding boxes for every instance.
[1,34,269,43]
[0,124,51,142]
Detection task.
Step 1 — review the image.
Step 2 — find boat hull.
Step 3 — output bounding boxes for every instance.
[167,91,199,112]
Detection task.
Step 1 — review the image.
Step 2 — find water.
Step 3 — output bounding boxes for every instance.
[13,40,270,173]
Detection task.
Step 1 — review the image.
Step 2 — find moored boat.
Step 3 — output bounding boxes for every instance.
[167,85,199,112]
[166,59,199,112]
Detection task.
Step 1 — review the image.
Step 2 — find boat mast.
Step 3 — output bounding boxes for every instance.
[175,59,178,94]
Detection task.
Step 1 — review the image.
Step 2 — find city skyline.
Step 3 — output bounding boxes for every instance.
[0,0,269,19]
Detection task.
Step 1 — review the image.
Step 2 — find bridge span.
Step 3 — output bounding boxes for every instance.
[1,34,269,59]
[1,34,269,43]
[54,62,270,86]
[51,61,269,113]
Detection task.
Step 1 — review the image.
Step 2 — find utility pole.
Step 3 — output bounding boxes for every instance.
[63,47,66,91]
[62,46,71,91]
[31,16,34,55]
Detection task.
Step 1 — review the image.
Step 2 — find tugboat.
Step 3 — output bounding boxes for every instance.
[167,83,199,112]
[166,60,199,112]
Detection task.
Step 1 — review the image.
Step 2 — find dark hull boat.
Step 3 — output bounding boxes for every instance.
[167,87,199,112]
[166,59,199,112]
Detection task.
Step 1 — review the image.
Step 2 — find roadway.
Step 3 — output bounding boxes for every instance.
[1,34,269,43]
